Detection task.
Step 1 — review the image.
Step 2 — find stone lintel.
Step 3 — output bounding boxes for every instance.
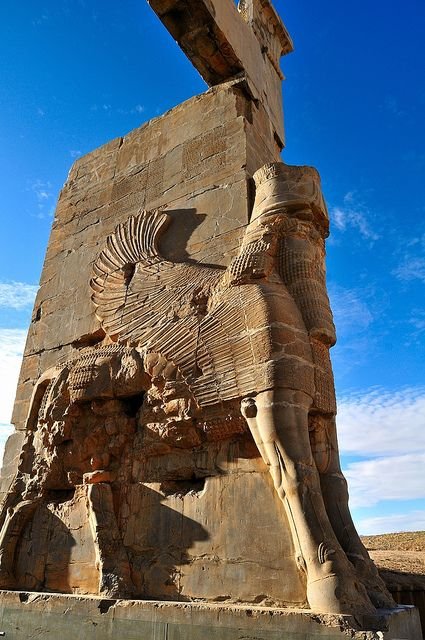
[0,592,421,639]
[147,0,293,146]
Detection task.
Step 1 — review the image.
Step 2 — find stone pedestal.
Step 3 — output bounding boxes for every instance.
[0,592,421,640]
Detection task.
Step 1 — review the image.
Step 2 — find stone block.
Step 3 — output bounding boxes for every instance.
[0,592,421,640]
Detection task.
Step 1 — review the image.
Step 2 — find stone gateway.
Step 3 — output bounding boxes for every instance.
[0,1,421,638]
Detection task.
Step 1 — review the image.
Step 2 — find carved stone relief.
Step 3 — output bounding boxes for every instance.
[0,163,394,615]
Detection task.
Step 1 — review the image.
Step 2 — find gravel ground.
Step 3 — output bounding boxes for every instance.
[361,532,425,589]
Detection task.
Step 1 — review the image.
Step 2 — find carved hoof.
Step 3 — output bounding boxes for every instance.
[346,553,396,609]
[367,589,397,610]
[307,570,375,615]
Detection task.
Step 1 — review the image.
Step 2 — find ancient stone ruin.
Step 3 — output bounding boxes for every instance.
[0,1,421,638]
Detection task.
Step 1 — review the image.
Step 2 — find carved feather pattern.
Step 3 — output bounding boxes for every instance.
[91,210,222,344]
[90,210,280,406]
[90,210,312,407]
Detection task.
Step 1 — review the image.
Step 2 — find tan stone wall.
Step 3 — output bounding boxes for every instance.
[11,79,280,435]
[120,443,305,606]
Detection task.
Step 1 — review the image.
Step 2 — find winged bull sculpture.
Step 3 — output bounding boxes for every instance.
[0,162,393,614]
[90,161,392,613]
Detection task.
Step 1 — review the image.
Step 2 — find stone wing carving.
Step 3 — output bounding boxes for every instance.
[90,210,277,407]
[91,210,232,405]
[91,210,222,342]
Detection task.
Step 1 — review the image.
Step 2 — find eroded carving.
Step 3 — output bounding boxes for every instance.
[0,162,394,615]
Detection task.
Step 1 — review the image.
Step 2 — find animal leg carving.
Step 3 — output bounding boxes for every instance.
[86,483,135,598]
[311,416,395,609]
[242,390,375,615]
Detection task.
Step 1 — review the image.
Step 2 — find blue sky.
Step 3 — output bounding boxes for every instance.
[0,0,424,535]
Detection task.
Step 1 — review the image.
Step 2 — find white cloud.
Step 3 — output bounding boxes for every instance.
[330,192,379,241]
[337,386,425,530]
[329,284,373,336]
[117,104,146,116]
[409,309,425,340]
[328,285,376,376]
[0,329,27,423]
[0,281,38,310]
[0,329,27,463]
[31,179,52,202]
[70,149,82,159]
[29,179,56,219]
[32,12,49,26]
[337,386,425,456]
[410,310,425,331]
[393,256,425,283]
[392,231,425,283]
[345,454,425,508]
[356,510,425,536]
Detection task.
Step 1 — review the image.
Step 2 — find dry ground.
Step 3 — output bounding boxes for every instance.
[361,532,425,589]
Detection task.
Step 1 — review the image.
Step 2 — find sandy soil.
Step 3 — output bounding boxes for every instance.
[361,532,425,589]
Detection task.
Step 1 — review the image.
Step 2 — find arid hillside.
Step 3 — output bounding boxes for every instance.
[362,531,425,636]
[362,531,425,587]
[362,532,425,553]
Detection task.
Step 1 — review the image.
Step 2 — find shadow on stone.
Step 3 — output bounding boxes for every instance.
[159,208,206,262]
[380,569,425,638]
[124,483,209,601]
[14,499,78,593]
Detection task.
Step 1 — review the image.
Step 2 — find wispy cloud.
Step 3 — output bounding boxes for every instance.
[328,284,377,375]
[409,308,425,339]
[32,12,49,26]
[330,192,379,242]
[338,386,425,456]
[393,231,425,283]
[337,384,425,528]
[339,387,425,517]
[0,282,38,310]
[0,329,26,464]
[91,104,112,112]
[356,510,425,536]
[31,179,51,201]
[28,179,56,219]
[0,329,26,422]
[70,149,82,159]
[329,284,373,336]
[345,454,425,508]
[393,257,425,283]
[91,103,145,116]
[0,427,13,467]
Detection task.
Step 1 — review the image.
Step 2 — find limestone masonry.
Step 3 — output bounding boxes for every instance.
[0,1,421,637]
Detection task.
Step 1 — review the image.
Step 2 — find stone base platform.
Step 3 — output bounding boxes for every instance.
[0,591,421,640]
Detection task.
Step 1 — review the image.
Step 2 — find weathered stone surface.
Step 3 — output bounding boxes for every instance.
[148,0,293,144]
[9,79,280,435]
[0,162,394,616]
[0,431,24,502]
[0,0,410,629]
[0,592,421,640]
